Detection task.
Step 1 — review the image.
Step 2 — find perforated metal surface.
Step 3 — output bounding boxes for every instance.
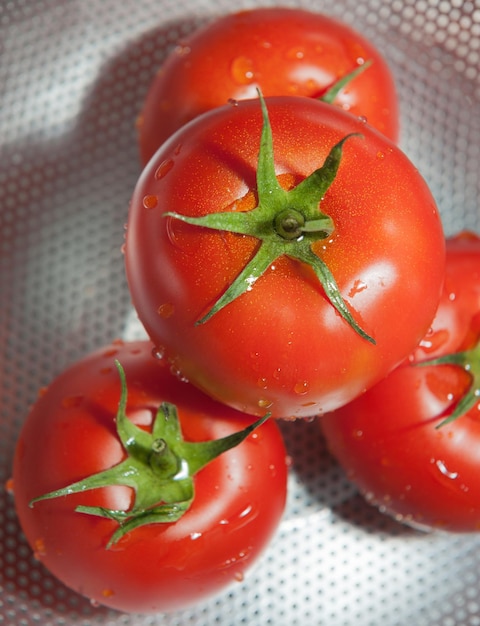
[1,1,480,624]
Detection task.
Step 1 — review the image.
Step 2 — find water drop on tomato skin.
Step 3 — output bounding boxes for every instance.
[142,194,158,209]
[169,364,189,383]
[33,538,47,560]
[286,46,306,60]
[151,345,165,360]
[433,458,459,480]
[258,398,273,409]
[418,328,450,354]
[230,56,255,84]
[61,395,84,409]
[154,158,174,180]
[157,303,175,318]
[294,381,310,395]
[348,279,368,297]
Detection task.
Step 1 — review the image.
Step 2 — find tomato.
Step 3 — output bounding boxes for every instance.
[321,232,480,532]
[125,95,445,419]
[137,7,399,164]
[12,340,288,613]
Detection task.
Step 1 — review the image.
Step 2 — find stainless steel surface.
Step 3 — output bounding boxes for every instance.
[1,1,480,624]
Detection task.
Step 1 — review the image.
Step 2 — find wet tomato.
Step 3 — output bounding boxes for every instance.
[125,95,445,419]
[138,7,399,163]
[12,340,288,613]
[321,233,480,532]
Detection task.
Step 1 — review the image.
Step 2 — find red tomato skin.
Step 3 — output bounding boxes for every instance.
[321,233,480,532]
[126,96,445,419]
[12,340,288,613]
[138,7,399,163]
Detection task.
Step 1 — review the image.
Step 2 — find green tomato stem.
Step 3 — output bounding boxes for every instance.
[320,59,374,104]
[30,361,270,547]
[165,92,374,344]
[416,339,480,428]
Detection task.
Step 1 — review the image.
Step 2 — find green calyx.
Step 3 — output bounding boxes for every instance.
[30,361,269,548]
[165,92,374,344]
[320,60,373,105]
[416,338,480,428]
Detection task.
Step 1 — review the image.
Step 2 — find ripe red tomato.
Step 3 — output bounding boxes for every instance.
[125,95,445,419]
[12,340,288,613]
[137,7,399,164]
[321,232,480,532]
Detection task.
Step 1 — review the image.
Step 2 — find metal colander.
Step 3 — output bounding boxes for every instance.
[1,1,480,624]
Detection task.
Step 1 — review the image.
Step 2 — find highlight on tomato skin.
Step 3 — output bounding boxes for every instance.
[126,94,445,420]
[320,232,480,533]
[12,339,288,614]
[137,6,400,164]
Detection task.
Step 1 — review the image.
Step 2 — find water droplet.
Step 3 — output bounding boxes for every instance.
[62,395,83,409]
[143,194,158,209]
[190,532,202,540]
[418,329,449,353]
[154,158,174,180]
[5,477,14,495]
[151,345,165,360]
[33,538,47,559]
[257,377,268,389]
[235,571,245,582]
[258,398,273,409]
[448,292,456,301]
[230,56,255,84]
[434,458,458,480]
[286,46,306,60]
[227,98,239,106]
[103,346,120,357]
[376,151,385,160]
[157,302,175,318]
[101,588,115,598]
[348,279,368,297]
[353,429,364,439]
[170,364,189,383]
[272,368,282,380]
[90,599,100,608]
[294,381,309,395]
[358,115,368,124]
